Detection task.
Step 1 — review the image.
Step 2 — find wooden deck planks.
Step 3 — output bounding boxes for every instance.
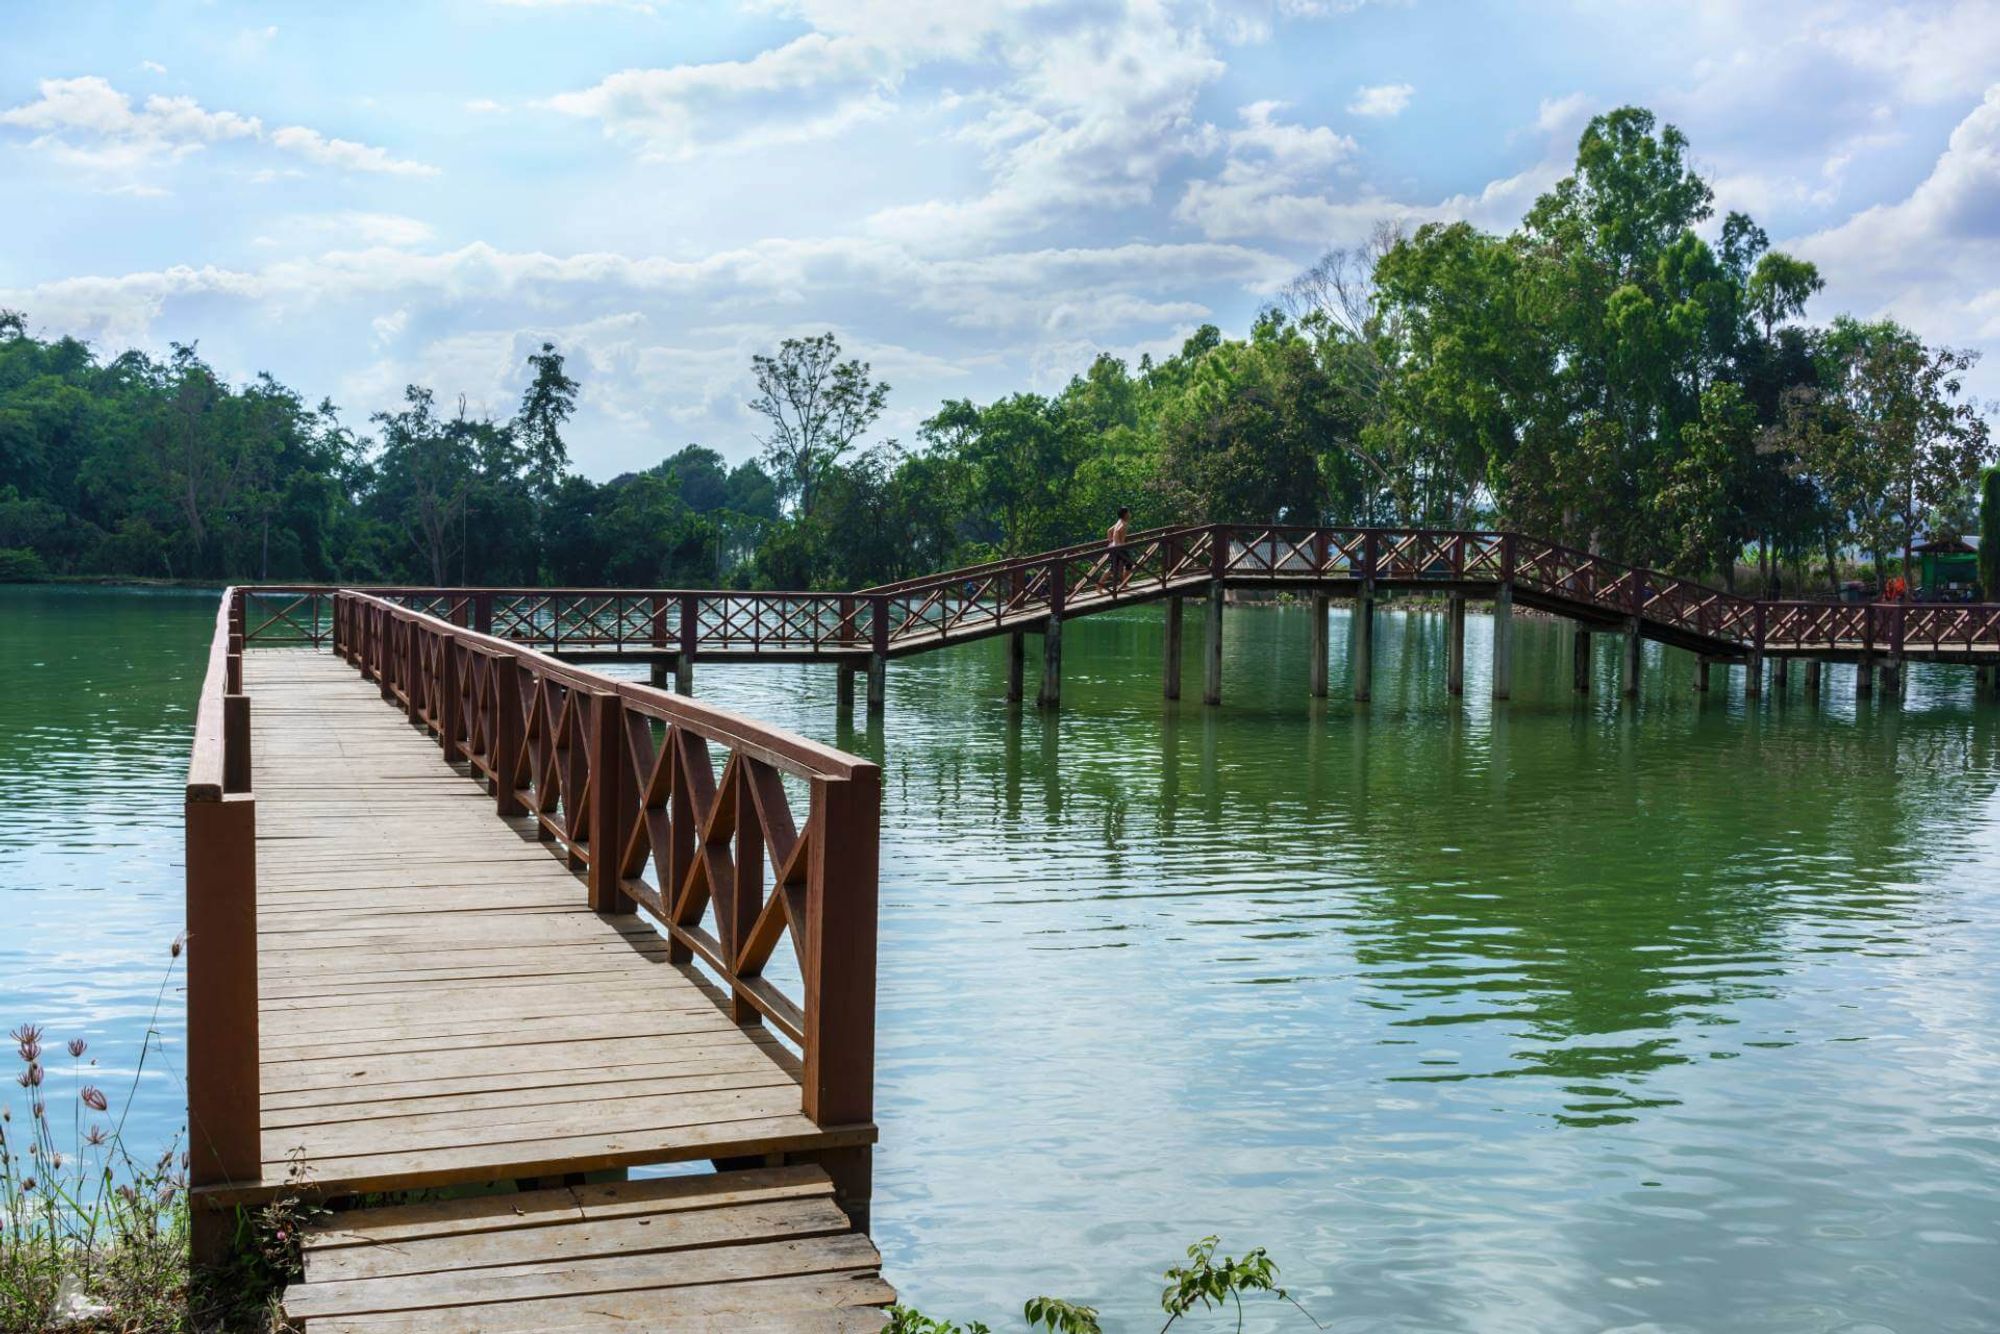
[237,649,873,1201]
[283,1165,891,1331]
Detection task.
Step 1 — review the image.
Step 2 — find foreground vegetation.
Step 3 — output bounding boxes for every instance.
[0,939,306,1332]
[1,105,1991,599]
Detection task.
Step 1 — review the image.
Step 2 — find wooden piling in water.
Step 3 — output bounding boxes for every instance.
[1203,581,1223,706]
[1006,631,1025,703]
[1574,629,1592,694]
[1491,582,1513,701]
[1622,620,1642,698]
[1164,598,1183,701]
[1037,617,1061,709]
[1447,594,1465,697]
[1308,592,1329,699]
[1353,582,1374,703]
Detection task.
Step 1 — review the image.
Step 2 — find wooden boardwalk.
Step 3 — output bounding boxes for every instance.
[187,638,889,1328]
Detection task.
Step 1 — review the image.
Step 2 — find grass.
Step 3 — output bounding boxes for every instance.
[0,936,307,1332]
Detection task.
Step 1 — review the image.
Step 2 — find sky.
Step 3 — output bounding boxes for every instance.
[2,0,1997,479]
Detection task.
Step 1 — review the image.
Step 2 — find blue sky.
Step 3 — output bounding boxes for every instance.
[3,0,1996,478]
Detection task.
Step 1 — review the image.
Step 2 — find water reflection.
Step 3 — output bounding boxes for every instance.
[11,588,2000,1333]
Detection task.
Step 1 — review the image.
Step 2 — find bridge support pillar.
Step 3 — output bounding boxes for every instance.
[1856,654,1875,699]
[867,652,888,714]
[1352,583,1374,703]
[1164,598,1184,700]
[1574,629,1592,694]
[837,662,856,712]
[1746,652,1763,698]
[1804,658,1822,700]
[1695,658,1711,692]
[1772,656,1790,693]
[1447,594,1465,697]
[649,660,668,690]
[1038,617,1062,710]
[1622,620,1642,698]
[675,656,694,696]
[1006,631,1025,703]
[1491,582,1513,701]
[1204,582,1224,706]
[1308,593,1329,698]
[1881,655,1902,700]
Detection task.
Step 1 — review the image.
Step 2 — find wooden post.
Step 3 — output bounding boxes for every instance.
[1856,653,1875,698]
[1746,652,1763,698]
[1574,629,1592,694]
[223,694,251,794]
[185,792,261,1203]
[1447,593,1465,697]
[1882,655,1903,700]
[1622,619,1642,698]
[837,661,856,711]
[1037,616,1062,709]
[649,660,668,689]
[1005,632,1024,703]
[1695,657,1710,693]
[493,659,526,816]
[473,592,494,636]
[1491,581,1514,701]
[587,692,633,915]
[1308,592,1329,699]
[1773,656,1791,693]
[1203,580,1224,706]
[867,653,888,713]
[803,768,880,1228]
[1804,658,1822,700]
[1037,565,1063,710]
[1352,582,1374,703]
[678,592,699,695]
[440,636,462,764]
[1164,598,1184,700]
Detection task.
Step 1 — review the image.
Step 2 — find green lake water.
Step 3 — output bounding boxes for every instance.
[4,584,1998,1332]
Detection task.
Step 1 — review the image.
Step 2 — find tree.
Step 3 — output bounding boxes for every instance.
[514,342,578,502]
[370,386,474,585]
[1797,319,1993,580]
[1981,467,2000,598]
[749,333,889,519]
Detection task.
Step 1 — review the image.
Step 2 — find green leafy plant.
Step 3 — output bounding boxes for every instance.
[1025,1295,1103,1333]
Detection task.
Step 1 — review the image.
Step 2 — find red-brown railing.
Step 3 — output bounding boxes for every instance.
[233,525,2000,663]
[331,590,880,1135]
[185,590,262,1217]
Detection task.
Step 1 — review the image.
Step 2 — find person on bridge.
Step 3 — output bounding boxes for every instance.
[1106,506,1132,592]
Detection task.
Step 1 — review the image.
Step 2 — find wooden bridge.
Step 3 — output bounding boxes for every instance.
[186,524,2000,1323]
[186,590,889,1329]
[240,523,2000,711]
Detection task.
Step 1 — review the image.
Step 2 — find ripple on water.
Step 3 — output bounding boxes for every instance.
[10,589,2000,1332]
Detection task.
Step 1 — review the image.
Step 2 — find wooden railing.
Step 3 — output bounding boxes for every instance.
[231,525,2000,663]
[330,590,880,1132]
[185,589,261,1206]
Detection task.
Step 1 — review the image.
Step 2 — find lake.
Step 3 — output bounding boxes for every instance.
[4,583,1997,1332]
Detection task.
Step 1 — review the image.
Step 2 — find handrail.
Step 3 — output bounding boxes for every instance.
[231,526,2000,661]
[185,589,262,1203]
[330,589,880,1132]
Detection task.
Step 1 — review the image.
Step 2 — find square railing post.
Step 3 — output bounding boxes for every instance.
[587,690,634,914]
[803,766,880,1226]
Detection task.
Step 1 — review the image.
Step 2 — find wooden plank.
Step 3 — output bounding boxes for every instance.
[283,1231,884,1319]
[308,1276,894,1332]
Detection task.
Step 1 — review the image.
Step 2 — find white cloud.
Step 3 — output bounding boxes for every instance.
[138,60,167,75]
[464,98,506,114]
[546,33,896,159]
[1347,82,1412,118]
[0,75,437,178]
[1794,84,2000,360]
[269,125,439,176]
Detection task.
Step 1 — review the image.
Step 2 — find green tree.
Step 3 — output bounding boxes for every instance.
[750,332,889,520]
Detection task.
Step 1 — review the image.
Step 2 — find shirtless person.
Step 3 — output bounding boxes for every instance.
[1106,506,1131,591]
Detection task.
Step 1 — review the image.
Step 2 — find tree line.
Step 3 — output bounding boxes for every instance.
[1,107,1991,594]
